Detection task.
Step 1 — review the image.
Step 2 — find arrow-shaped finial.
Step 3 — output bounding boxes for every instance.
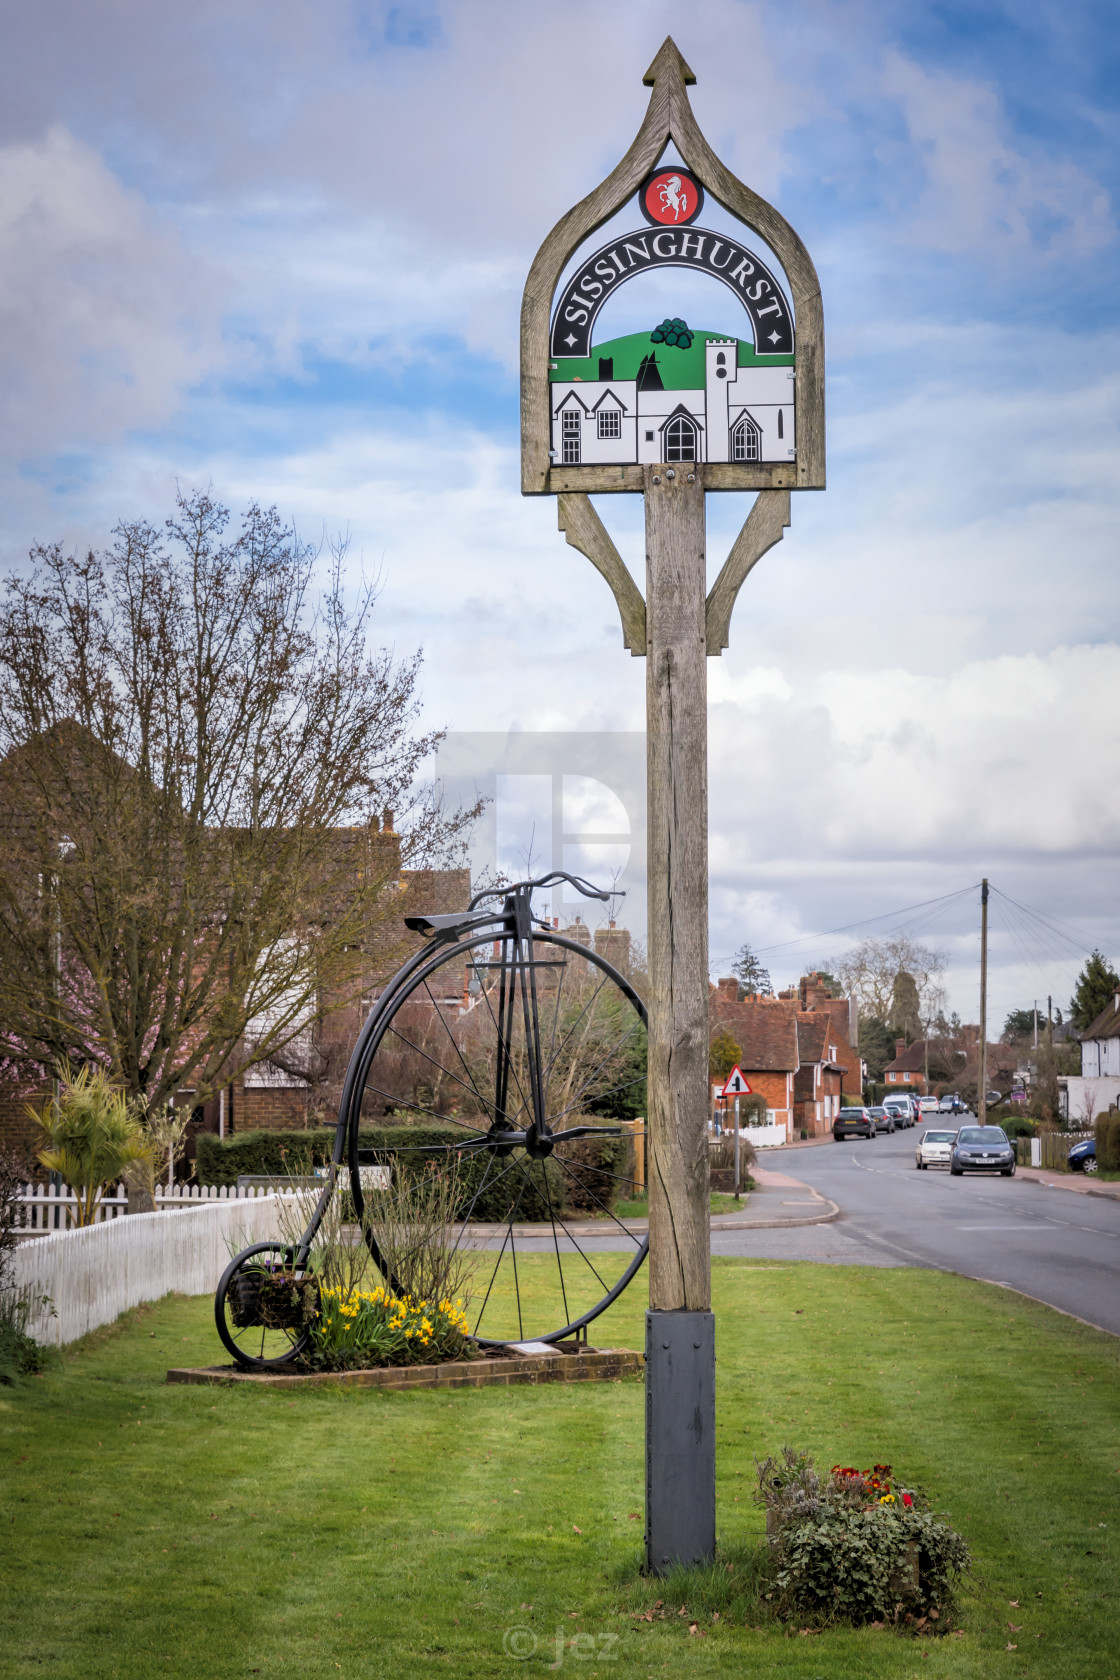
[643,36,696,88]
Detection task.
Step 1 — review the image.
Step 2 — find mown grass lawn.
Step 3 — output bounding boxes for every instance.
[1,1259,1117,1680]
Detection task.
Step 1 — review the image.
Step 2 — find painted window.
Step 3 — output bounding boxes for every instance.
[561,407,581,465]
[664,414,697,461]
[597,408,621,440]
[777,409,784,439]
[731,415,761,462]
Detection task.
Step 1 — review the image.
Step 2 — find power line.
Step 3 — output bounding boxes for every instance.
[710,884,979,972]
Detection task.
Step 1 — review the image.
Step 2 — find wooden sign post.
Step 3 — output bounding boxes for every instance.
[520,38,825,1574]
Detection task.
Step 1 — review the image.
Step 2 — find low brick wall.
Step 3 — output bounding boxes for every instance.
[167,1347,644,1391]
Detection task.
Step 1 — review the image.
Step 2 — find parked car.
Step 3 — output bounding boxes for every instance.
[949,1125,1016,1176]
[867,1105,897,1134]
[939,1093,964,1114]
[919,1096,940,1114]
[916,1128,958,1169]
[985,1090,1003,1107]
[883,1095,919,1128]
[1068,1136,1097,1174]
[833,1107,875,1140]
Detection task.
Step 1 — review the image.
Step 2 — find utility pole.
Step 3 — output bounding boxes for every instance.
[978,878,989,1121]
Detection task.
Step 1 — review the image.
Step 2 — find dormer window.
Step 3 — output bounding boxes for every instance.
[597,408,621,440]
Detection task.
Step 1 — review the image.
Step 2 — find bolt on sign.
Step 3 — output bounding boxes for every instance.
[519,38,825,1577]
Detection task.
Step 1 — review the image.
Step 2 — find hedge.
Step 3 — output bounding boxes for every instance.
[1096,1111,1120,1172]
[194,1124,609,1221]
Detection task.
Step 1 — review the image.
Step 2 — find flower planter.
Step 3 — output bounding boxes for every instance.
[228,1269,319,1331]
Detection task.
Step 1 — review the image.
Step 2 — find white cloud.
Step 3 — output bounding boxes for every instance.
[0,127,222,454]
[881,51,1115,259]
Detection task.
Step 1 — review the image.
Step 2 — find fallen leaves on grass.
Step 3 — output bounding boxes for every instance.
[571,1525,581,1534]
[1006,1642,1018,1650]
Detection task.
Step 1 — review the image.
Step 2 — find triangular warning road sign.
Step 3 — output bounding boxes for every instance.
[720,1065,751,1096]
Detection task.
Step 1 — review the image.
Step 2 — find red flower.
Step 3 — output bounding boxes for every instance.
[902,1493,914,1508]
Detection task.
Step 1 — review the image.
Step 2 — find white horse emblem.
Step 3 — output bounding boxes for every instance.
[656,174,690,222]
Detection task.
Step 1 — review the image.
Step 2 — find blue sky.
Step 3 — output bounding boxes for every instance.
[1,0,1117,1025]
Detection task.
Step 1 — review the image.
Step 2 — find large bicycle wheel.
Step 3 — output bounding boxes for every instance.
[345,921,648,1346]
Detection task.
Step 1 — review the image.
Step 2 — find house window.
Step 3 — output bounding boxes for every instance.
[731,415,760,461]
[887,1071,896,1081]
[597,408,621,440]
[644,430,654,441]
[561,407,581,465]
[664,414,697,461]
[777,409,784,438]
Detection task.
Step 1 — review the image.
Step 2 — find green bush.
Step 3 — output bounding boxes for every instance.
[1096,1111,1120,1172]
[754,1447,970,1628]
[0,1295,52,1385]
[196,1125,565,1222]
[772,1505,970,1625]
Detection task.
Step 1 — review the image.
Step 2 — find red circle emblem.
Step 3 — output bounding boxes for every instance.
[639,168,704,227]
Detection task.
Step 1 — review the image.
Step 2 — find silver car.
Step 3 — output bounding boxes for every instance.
[916,1128,958,1169]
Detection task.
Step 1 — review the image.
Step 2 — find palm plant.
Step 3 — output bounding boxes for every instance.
[32,1065,151,1226]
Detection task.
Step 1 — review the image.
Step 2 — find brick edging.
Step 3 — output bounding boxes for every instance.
[167,1347,644,1391]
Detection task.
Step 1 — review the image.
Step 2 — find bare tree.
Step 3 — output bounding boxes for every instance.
[0,489,476,1114]
[835,934,947,1028]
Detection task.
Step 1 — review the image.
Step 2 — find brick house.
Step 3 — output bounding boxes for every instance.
[882,1039,928,1094]
[709,981,798,1133]
[792,1012,849,1136]
[0,805,472,1161]
[709,970,861,1140]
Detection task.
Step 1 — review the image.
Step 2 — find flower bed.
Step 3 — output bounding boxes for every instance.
[755,1448,970,1629]
[300,1284,473,1372]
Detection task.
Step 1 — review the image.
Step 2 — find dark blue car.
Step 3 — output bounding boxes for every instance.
[1068,1136,1097,1174]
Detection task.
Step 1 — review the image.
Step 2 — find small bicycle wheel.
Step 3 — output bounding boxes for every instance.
[214,1241,317,1370]
[341,909,649,1348]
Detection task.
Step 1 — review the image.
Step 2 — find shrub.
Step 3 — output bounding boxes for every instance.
[0,1292,52,1384]
[772,1505,970,1626]
[197,1125,563,1222]
[756,1448,970,1626]
[31,1065,151,1225]
[1096,1111,1120,1172]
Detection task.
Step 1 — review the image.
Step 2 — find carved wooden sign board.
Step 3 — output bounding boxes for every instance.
[520,37,824,658]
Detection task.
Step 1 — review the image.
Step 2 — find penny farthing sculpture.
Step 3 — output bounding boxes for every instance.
[215,874,648,1369]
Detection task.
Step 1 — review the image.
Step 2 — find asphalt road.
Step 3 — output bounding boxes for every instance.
[753,1125,1120,1336]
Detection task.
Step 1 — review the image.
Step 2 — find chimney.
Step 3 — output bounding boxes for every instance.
[382,808,394,833]
[717,977,737,998]
[896,1039,906,1055]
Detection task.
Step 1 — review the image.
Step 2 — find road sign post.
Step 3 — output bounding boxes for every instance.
[519,38,825,1574]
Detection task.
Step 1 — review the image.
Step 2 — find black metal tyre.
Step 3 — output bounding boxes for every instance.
[214,1241,317,1370]
[342,927,649,1347]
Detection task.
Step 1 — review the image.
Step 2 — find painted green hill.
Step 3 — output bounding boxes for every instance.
[550,328,794,389]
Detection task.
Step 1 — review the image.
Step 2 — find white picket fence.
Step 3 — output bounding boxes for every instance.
[11,1192,301,1346]
[15,1179,278,1233]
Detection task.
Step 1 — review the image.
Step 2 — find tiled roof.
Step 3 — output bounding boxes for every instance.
[710,995,799,1072]
[884,1041,927,1074]
[1081,997,1120,1041]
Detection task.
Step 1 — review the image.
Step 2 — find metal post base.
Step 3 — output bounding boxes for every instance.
[645,1309,716,1575]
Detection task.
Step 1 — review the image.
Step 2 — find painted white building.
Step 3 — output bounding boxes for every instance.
[550,337,795,467]
[1060,990,1120,1121]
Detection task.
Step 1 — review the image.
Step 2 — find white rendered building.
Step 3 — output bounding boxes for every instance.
[549,338,796,467]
